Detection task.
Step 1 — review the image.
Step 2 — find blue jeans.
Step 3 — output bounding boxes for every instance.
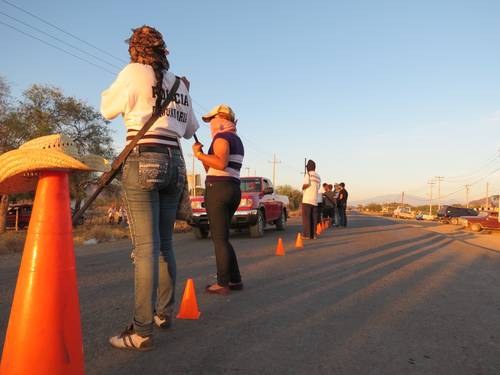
[122,148,184,336]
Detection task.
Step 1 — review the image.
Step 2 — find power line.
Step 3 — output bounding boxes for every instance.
[0,2,328,182]
[439,166,500,200]
[0,20,116,75]
[0,10,122,70]
[443,151,500,182]
[1,0,126,64]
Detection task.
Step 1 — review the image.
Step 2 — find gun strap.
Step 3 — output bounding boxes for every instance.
[72,76,181,225]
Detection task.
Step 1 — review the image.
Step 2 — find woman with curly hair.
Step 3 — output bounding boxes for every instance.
[101,25,199,351]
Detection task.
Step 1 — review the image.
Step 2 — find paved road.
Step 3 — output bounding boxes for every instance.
[2,214,500,374]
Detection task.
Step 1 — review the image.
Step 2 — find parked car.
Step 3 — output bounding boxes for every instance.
[463,212,500,232]
[190,177,289,238]
[436,205,478,224]
[392,206,416,219]
[6,204,33,229]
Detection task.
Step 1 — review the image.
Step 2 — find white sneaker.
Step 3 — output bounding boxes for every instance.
[109,324,153,351]
[154,313,171,329]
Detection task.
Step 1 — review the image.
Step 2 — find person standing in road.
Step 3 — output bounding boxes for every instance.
[338,182,349,227]
[301,160,321,239]
[323,184,336,228]
[101,25,199,351]
[192,104,244,295]
[332,183,341,226]
[317,182,327,224]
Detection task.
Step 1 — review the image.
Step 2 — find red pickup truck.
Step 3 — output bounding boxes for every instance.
[463,211,500,232]
[190,176,289,238]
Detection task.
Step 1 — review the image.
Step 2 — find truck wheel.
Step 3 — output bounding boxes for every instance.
[275,209,286,231]
[193,227,209,239]
[249,211,264,237]
[450,217,458,225]
[470,223,482,232]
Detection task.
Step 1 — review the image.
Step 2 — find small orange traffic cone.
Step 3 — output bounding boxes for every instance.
[316,222,322,236]
[176,278,201,319]
[275,237,285,256]
[295,233,304,249]
[0,171,84,375]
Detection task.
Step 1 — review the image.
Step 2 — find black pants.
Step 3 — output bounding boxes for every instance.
[302,203,318,239]
[205,180,242,286]
[323,206,333,226]
[317,202,324,222]
[338,203,347,227]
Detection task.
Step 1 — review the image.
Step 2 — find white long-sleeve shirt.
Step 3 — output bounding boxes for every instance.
[101,63,199,146]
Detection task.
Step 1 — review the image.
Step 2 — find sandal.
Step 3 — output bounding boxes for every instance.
[205,283,230,295]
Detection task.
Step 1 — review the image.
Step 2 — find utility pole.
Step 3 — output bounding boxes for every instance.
[434,176,444,210]
[268,153,281,186]
[191,153,196,196]
[401,191,405,209]
[244,167,251,177]
[486,182,489,210]
[465,184,470,208]
[428,180,435,215]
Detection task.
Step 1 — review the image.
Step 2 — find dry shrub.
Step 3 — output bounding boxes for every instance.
[0,231,27,254]
[73,224,130,245]
[73,221,191,245]
[0,221,193,254]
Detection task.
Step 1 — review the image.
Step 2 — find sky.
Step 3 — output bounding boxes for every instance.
[1,0,500,203]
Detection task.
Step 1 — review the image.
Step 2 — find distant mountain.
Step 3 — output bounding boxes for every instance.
[352,194,460,207]
[469,195,499,208]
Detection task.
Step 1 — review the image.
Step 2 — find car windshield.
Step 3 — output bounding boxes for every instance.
[240,178,261,192]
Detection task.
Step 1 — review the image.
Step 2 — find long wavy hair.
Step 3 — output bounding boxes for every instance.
[127,25,169,111]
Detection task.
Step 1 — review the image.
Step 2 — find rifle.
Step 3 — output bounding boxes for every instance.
[72,76,181,226]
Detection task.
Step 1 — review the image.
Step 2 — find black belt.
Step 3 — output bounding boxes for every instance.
[134,144,179,154]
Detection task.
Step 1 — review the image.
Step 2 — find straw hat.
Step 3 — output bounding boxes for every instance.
[0,134,111,194]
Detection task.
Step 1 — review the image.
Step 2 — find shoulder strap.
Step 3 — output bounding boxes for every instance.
[72,76,181,225]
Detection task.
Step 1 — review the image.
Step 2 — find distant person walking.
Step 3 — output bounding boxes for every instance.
[192,104,244,295]
[301,160,321,239]
[338,182,348,227]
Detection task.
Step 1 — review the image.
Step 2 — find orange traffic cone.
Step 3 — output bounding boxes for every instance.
[0,171,84,375]
[295,233,304,249]
[176,278,201,319]
[316,223,322,236]
[275,237,285,256]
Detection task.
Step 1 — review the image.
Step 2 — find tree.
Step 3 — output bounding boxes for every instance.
[366,203,382,212]
[0,82,115,231]
[276,185,303,210]
[0,76,12,232]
